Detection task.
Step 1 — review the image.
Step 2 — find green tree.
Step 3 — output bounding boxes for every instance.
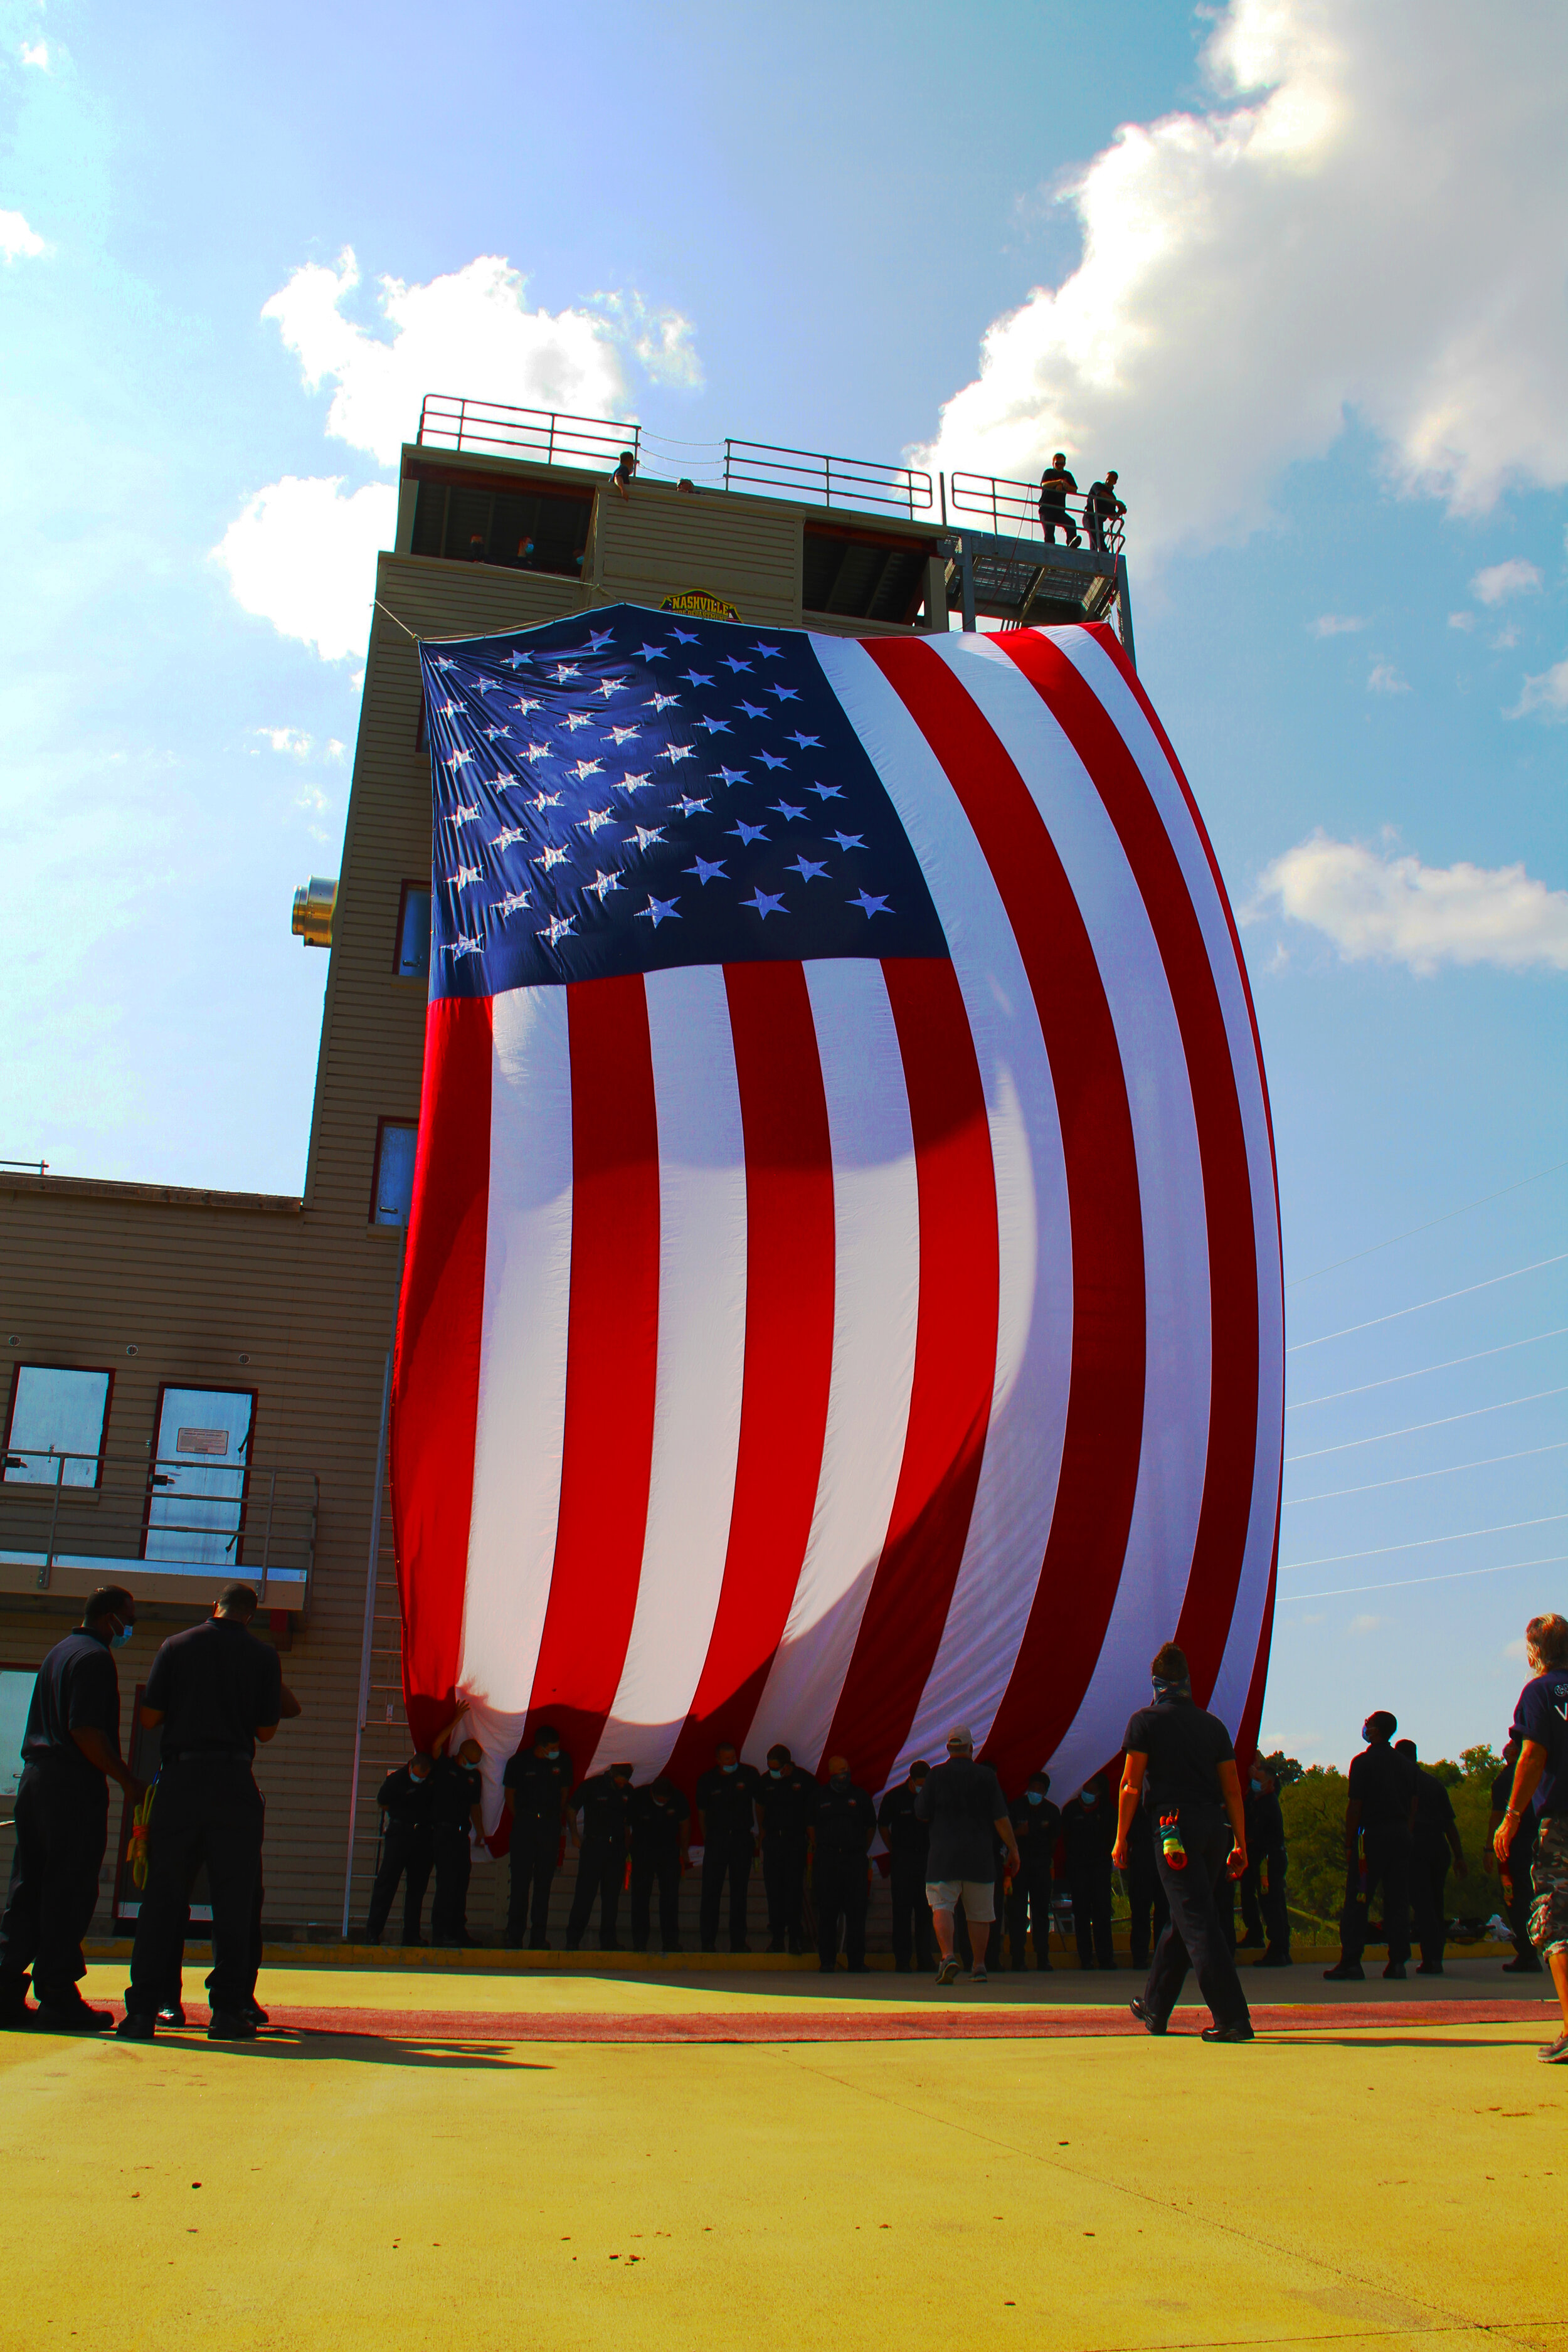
[1461,1744,1501,1781]
[1278,1767,1349,1930]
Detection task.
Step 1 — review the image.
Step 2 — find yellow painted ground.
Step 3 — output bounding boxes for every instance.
[2,1965,1563,2352]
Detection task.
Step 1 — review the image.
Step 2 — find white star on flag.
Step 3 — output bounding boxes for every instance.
[541,914,576,944]
[849,889,891,917]
[635,894,681,927]
[743,887,787,919]
[534,844,569,869]
[588,869,623,901]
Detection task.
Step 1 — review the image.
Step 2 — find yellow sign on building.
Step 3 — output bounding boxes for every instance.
[660,587,741,620]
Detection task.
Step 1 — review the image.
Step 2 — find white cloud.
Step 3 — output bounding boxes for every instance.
[1367,660,1408,694]
[262,248,643,467]
[1350,1615,1385,1634]
[1448,611,1475,631]
[1510,657,1568,721]
[916,0,1568,556]
[1471,558,1542,605]
[18,38,48,67]
[1310,614,1366,638]
[1490,623,1521,652]
[0,209,46,262]
[215,475,396,664]
[590,289,702,389]
[1253,831,1568,973]
[1504,1637,1529,1661]
[255,726,314,758]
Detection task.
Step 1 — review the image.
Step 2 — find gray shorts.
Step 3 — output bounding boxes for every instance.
[926,1878,995,1923]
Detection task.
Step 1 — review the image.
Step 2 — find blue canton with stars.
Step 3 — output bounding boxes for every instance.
[418,603,948,998]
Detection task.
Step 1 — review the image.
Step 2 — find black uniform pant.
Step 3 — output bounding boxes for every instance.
[814,1852,868,1968]
[762,1833,807,1947]
[1125,1840,1170,1968]
[1039,501,1080,546]
[630,1844,681,1950]
[1006,1855,1053,1968]
[0,1764,109,2003]
[890,1855,934,1969]
[366,1823,434,1942]
[1069,1846,1115,1968]
[1143,1806,1250,2029]
[700,1833,753,1949]
[1340,1826,1411,1966]
[567,1836,625,1946]
[507,1823,560,1945]
[127,1759,262,2018]
[431,1824,473,1943]
[1409,1835,1450,1969]
[1239,1850,1290,1956]
[159,1857,267,2010]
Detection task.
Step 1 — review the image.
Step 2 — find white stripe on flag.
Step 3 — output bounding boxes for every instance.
[941,632,1214,1793]
[812,635,1072,1778]
[589,963,748,1777]
[457,984,575,1722]
[744,956,921,1774]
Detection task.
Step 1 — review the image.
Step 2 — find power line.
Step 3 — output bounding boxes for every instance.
[1284,1439,1568,1505]
[1283,1552,1566,1604]
[1286,1159,1568,1290]
[1280,1512,1567,1573]
[1287,1251,1567,1354]
[1285,1384,1568,1462]
[1288,1325,1568,1411]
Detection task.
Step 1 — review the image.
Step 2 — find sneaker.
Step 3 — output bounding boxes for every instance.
[1415,1963,1444,1976]
[1202,2016,1256,2043]
[1323,1963,1364,1981]
[207,2009,258,2042]
[243,2001,270,2028]
[970,1964,988,1984]
[1383,1962,1407,1980]
[935,1956,960,1986]
[1537,2032,1568,2065]
[1130,1999,1166,2036]
[115,2012,155,2041]
[34,1998,113,2033]
[156,2003,186,2028]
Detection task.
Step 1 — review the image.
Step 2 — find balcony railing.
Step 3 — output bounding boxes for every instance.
[948,469,1125,556]
[722,440,933,517]
[418,394,642,471]
[0,1449,317,1608]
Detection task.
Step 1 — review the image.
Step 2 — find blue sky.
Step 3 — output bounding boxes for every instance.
[3,0,1564,1772]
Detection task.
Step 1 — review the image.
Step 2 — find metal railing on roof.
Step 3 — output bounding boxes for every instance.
[417,395,640,472]
[723,439,933,517]
[0,1448,317,1603]
[948,468,1125,555]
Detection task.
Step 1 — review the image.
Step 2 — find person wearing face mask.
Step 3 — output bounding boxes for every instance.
[1324,1710,1417,1983]
[502,1727,575,1950]
[429,1737,486,1949]
[877,1761,935,1973]
[1061,1773,1117,1971]
[1237,1762,1291,1968]
[629,1775,690,1952]
[1006,1773,1059,1970]
[1115,1641,1253,2043]
[565,1761,635,1951]
[756,1744,813,1955]
[695,1742,761,1952]
[810,1756,877,1973]
[363,1751,437,1946]
[0,1586,143,2031]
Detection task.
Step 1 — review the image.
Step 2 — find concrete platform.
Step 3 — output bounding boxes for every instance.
[2,1957,1560,2351]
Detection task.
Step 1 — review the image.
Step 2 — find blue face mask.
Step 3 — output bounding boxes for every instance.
[769,1767,782,1778]
[110,1621,134,1649]
[1249,1776,1263,1793]
[1027,1790,1044,1805]
[1080,1789,1096,1806]
[722,1761,738,1774]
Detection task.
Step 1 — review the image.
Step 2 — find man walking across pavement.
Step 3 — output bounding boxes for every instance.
[756,1744,813,1955]
[502,1726,573,1949]
[1396,1737,1465,1976]
[116,1584,287,2043]
[916,1729,1019,1986]
[565,1761,634,1951]
[1325,1710,1417,1982]
[811,1756,877,1973]
[1494,1612,1568,2063]
[878,1759,935,1973]
[1115,1641,1254,2043]
[695,1741,760,1952]
[0,1585,142,2032]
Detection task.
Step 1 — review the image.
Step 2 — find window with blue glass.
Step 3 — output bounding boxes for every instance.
[371,1120,418,1226]
[395,883,432,980]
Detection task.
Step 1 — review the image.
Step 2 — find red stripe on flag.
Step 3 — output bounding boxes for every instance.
[523,974,661,1766]
[662,960,836,1780]
[998,630,1261,1705]
[822,956,1000,1791]
[391,993,494,1752]
[865,638,1146,1786]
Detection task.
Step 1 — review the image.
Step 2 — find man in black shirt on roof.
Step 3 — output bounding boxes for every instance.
[116,1582,285,2043]
[1325,1709,1417,1981]
[1115,1641,1253,2042]
[0,1584,142,2032]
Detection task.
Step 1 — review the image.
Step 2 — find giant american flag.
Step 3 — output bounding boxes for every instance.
[391,603,1283,1827]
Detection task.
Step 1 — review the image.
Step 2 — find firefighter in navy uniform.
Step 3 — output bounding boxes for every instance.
[695,1743,761,1952]
[566,1763,634,1950]
[756,1744,814,1954]
[811,1757,877,1973]
[630,1777,689,1953]
[0,1585,142,2032]
[502,1727,573,1949]
[1007,1772,1059,1970]
[364,1753,436,1944]
[1061,1773,1117,1969]
[116,1583,284,2043]
[878,1761,935,1973]
[428,1740,484,1948]
[1237,1761,1291,1965]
